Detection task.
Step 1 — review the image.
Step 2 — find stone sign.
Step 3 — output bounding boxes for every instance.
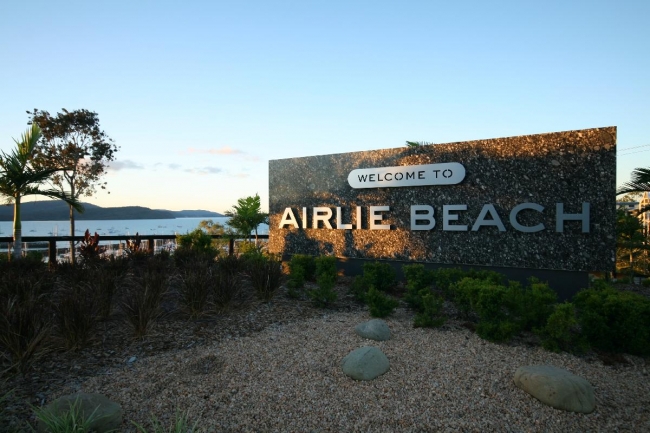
[268,127,616,272]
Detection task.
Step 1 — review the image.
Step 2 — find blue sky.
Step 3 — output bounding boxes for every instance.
[1,0,648,213]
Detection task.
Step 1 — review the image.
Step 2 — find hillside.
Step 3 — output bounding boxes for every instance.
[0,201,224,221]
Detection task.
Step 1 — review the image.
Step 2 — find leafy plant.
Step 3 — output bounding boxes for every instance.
[120,264,168,338]
[177,260,213,318]
[31,397,105,433]
[289,254,316,282]
[403,264,435,311]
[413,293,446,328]
[248,254,284,302]
[176,229,218,258]
[361,261,396,293]
[315,255,337,281]
[366,286,399,318]
[79,229,104,263]
[573,286,650,355]
[539,302,588,353]
[349,275,368,302]
[225,194,268,245]
[308,273,338,307]
[213,255,244,309]
[54,280,98,350]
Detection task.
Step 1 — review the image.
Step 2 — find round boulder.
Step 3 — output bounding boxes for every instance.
[354,319,391,341]
[38,392,122,432]
[514,365,595,413]
[342,346,390,381]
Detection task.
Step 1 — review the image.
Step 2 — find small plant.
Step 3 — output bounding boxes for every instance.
[132,409,201,433]
[643,278,650,287]
[248,254,284,302]
[366,285,399,318]
[308,273,338,307]
[79,229,105,264]
[286,264,306,291]
[31,397,104,433]
[120,265,168,338]
[176,229,219,258]
[413,293,446,328]
[361,261,396,293]
[349,275,368,302]
[178,260,213,318]
[573,286,650,355]
[213,255,244,309]
[289,254,316,282]
[539,302,588,353]
[54,280,98,351]
[95,256,128,319]
[315,256,337,281]
[403,264,435,311]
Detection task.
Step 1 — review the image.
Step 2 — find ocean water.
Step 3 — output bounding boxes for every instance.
[0,217,270,238]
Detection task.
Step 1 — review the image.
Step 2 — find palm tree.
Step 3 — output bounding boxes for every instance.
[0,124,83,259]
[618,167,650,215]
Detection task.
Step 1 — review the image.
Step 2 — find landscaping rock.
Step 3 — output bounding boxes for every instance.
[514,365,595,413]
[38,392,122,433]
[354,319,391,341]
[342,346,390,380]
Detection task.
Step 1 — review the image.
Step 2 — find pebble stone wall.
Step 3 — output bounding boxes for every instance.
[268,127,616,272]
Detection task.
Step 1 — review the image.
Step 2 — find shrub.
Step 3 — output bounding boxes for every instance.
[94,256,128,320]
[213,255,245,309]
[289,255,316,282]
[0,291,50,374]
[178,260,213,318]
[349,261,397,302]
[643,278,650,287]
[573,286,650,355]
[176,229,219,257]
[308,273,338,307]
[539,302,588,353]
[248,254,284,302]
[474,284,520,342]
[511,278,557,332]
[54,280,98,351]
[403,264,435,311]
[132,409,201,433]
[286,265,306,290]
[315,256,337,280]
[413,293,446,328]
[120,265,169,338]
[430,267,467,296]
[79,229,105,265]
[32,396,100,433]
[366,286,399,318]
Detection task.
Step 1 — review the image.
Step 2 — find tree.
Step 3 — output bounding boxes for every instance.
[616,209,646,278]
[618,167,650,215]
[405,141,432,147]
[0,124,83,259]
[197,219,231,251]
[225,194,268,245]
[28,108,118,264]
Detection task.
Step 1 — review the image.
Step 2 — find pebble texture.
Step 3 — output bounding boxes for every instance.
[514,365,596,413]
[355,318,391,341]
[341,346,391,380]
[78,311,650,431]
[38,392,122,433]
[269,127,616,272]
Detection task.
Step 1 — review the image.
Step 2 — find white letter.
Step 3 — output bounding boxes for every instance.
[510,203,545,233]
[370,206,390,230]
[411,205,435,230]
[302,207,307,229]
[443,205,468,231]
[336,207,353,230]
[471,204,506,231]
[556,203,590,233]
[312,207,333,229]
[279,208,298,229]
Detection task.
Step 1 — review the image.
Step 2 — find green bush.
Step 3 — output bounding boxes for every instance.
[213,255,244,309]
[366,286,399,318]
[349,261,397,302]
[54,280,98,351]
[308,273,338,307]
[178,260,214,318]
[573,286,650,355]
[248,254,284,302]
[403,264,435,311]
[430,267,467,296]
[176,229,219,258]
[120,263,169,338]
[512,278,557,332]
[643,278,650,287]
[315,255,337,281]
[539,302,588,353]
[473,284,520,342]
[413,293,446,328]
[289,254,316,281]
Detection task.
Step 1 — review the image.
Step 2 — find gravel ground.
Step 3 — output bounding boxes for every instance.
[77,306,649,432]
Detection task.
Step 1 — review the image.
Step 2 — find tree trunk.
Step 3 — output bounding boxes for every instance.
[12,195,22,260]
[69,204,76,265]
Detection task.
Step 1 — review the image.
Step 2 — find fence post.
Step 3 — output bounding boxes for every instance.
[48,240,57,270]
[229,238,234,256]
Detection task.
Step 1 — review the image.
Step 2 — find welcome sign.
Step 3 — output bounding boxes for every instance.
[268,128,616,272]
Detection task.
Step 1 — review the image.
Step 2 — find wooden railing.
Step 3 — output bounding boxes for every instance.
[0,234,270,266]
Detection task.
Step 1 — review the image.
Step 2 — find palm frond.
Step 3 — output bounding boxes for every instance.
[618,167,650,195]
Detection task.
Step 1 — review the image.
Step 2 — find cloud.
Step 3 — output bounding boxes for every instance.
[184,166,222,175]
[188,147,244,156]
[109,160,144,171]
[168,163,182,170]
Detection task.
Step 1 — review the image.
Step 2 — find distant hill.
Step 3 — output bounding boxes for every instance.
[0,201,224,221]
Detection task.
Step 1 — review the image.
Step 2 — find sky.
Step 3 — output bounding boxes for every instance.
[1,0,648,213]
